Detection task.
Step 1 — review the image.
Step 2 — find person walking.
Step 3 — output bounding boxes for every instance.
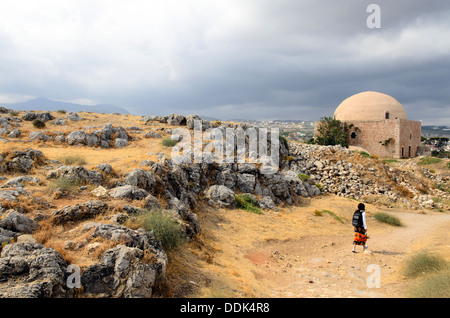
[352,203,368,253]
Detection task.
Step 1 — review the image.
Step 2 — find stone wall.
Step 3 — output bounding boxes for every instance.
[398,120,421,158]
[347,120,398,158]
[314,119,422,159]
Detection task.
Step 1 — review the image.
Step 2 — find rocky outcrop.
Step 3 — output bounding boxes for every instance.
[0,210,39,234]
[66,123,131,148]
[47,165,103,185]
[0,243,70,298]
[108,185,149,200]
[79,221,167,297]
[51,200,109,225]
[0,149,44,174]
[29,131,49,141]
[206,185,236,208]
[81,244,165,298]
[22,112,55,122]
[124,169,156,191]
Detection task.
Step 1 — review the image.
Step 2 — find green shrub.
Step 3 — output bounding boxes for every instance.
[314,116,349,147]
[8,111,19,117]
[298,173,311,182]
[57,109,67,114]
[59,154,87,166]
[32,119,46,129]
[162,138,178,147]
[235,194,262,214]
[403,252,448,279]
[140,210,185,250]
[374,212,402,226]
[360,151,370,158]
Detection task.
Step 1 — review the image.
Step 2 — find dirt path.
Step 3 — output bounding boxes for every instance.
[247,211,450,298]
[174,196,450,298]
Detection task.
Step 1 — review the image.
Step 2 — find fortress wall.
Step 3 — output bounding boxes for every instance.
[398,120,421,158]
[346,120,398,158]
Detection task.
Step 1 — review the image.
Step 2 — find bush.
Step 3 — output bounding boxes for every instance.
[32,119,46,129]
[139,210,185,250]
[235,194,262,214]
[59,154,87,166]
[48,177,79,192]
[313,116,349,147]
[162,138,178,147]
[403,251,448,279]
[408,270,450,298]
[374,212,402,226]
[57,110,67,114]
[298,173,311,182]
[9,111,19,117]
[360,151,370,158]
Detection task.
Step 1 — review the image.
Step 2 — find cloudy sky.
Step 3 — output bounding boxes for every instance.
[0,0,449,124]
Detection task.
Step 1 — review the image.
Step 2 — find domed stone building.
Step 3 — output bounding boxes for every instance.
[318,91,422,158]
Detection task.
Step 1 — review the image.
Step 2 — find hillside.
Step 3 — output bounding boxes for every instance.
[0,109,449,298]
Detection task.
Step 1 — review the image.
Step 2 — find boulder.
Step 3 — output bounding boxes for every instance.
[114,138,128,148]
[0,243,70,298]
[205,185,236,208]
[81,244,166,298]
[5,149,44,173]
[47,166,103,185]
[236,173,256,193]
[2,176,40,188]
[51,200,108,225]
[91,186,108,198]
[29,131,49,141]
[22,112,54,122]
[67,131,87,145]
[108,185,149,200]
[8,129,21,138]
[143,194,161,211]
[124,169,155,191]
[66,112,82,121]
[0,210,39,234]
[144,131,162,138]
[96,164,113,175]
[167,114,186,126]
[259,196,278,210]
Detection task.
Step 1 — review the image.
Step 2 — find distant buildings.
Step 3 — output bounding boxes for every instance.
[316,91,425,159]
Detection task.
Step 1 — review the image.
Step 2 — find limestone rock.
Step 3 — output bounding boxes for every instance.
[206,185,236,208]
[0,210,39,234]
[108,185,149,200]
[0,243,70,298]
[51,200,108,225]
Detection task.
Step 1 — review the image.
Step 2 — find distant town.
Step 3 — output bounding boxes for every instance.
[232,119,450,156]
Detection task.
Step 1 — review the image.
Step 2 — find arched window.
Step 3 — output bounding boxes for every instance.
[350,132,357,139]
[410,132,412,139]
[385,111,390,119]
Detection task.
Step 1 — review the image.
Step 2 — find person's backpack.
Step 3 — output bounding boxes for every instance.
[352,210,363,227]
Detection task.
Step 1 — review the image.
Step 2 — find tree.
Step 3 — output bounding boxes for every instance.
[314,117,349,147]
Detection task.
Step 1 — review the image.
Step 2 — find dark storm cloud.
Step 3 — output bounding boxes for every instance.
[0,0,449,124]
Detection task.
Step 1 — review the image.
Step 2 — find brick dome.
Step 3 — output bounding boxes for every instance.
[334,91,408,121]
